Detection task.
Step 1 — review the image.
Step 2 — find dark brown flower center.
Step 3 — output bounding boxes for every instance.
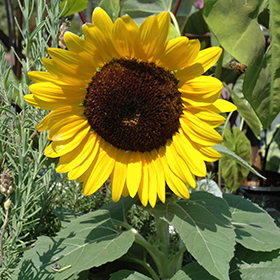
[84,58,182,152]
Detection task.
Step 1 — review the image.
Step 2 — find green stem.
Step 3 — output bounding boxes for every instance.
[169,241,186,273]
[157,219,169,257]
[218,111,234,189]
[113,220,168,279]
[121,255,160,280]
[215,47,224,80]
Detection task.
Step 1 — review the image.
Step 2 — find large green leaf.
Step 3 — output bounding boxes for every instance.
[120,0,181,38]
[213,144,265,179]
[54,207,83,227]
[220,127,252,191]
[266,125,280,173]
[203,0,265,67]
[60,0,88,17]
[110,270,152,280]
[151,192,235,280]
[224,194,280,252]
[243,1,280,129]
[171,263,218,280]
[230,244,280,279]
[224,82,263,139]
[99,0,120,22]
[12,210,135,280]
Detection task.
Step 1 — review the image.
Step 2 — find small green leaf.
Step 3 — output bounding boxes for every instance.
[171,263,218,280]
[224,82,263,139]
[110,270,152,280]
[60,0,88,17]
[151,193,235,280]
[224,194,280,251]
[102,196,139,222]
[214,144,265,179]
[12,210,135,279]
[220,127,252,191]
[99,0,120,22]
[230,244,280,279]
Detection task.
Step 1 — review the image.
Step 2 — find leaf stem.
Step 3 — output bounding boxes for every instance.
[215,47,224,80]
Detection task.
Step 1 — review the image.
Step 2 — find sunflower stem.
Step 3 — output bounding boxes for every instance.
[215,47,224,80]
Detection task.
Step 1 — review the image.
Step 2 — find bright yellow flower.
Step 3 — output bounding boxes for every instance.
[25,8,236,207]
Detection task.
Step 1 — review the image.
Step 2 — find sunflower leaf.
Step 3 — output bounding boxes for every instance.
[213,144,266,179]
[12,210,135,279]
[229,244,280,279]
[224,193,280,252]
[151,192,235,280]
[171,263,218,280]
[109,270,152,280]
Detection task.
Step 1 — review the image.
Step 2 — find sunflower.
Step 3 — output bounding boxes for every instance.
[25,8,236,207]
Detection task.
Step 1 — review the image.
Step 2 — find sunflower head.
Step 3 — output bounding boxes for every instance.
[25,8,236,207]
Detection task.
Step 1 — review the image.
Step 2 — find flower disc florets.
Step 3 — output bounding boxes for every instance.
[84,58,183,152]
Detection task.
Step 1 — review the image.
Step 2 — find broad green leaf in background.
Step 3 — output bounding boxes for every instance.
[171,263,218,280]
[224,82,263,139]
[220,127,252,191]
[99,0,120,22]
[203,0,265,67]
[60,0,88,17]
[120,0,193,38]
[12,210,135,280]
[110,270,152,280]
[244,0,280,129]
[213,145,265,178]
[151,192,235,280]
[230,244,280,279]
[224,194,280,251]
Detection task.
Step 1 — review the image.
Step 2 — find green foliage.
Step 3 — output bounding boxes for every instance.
[221,127,252,191]
[60,0,88,17]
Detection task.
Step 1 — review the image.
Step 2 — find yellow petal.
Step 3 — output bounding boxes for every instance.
[138,156,149,207]
[82,142,117,196]
[180,76,223,107]
[57,132,96,172]
[42,58,91,85]
[151,150,166,204]
[28,71,68,85]
[176,47,222,84]
[68,136,100,180]
[126,151,142,198]
[159,38,200,70]
[111,150,128,202]
[158,147,190,199]
[172,132,206,177]
[48,116,89,141]
[206,99,237,113]
[180,112,223,146]
[36,106,84,132]
[199,146,221,162]
[185,107,226,127]
[45,126,90,158]
[112,16,142,58]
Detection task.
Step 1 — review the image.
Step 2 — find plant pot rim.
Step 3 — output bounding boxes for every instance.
[239,184,280,192]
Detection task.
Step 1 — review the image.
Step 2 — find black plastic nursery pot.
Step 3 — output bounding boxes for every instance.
[237,171,280,211]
